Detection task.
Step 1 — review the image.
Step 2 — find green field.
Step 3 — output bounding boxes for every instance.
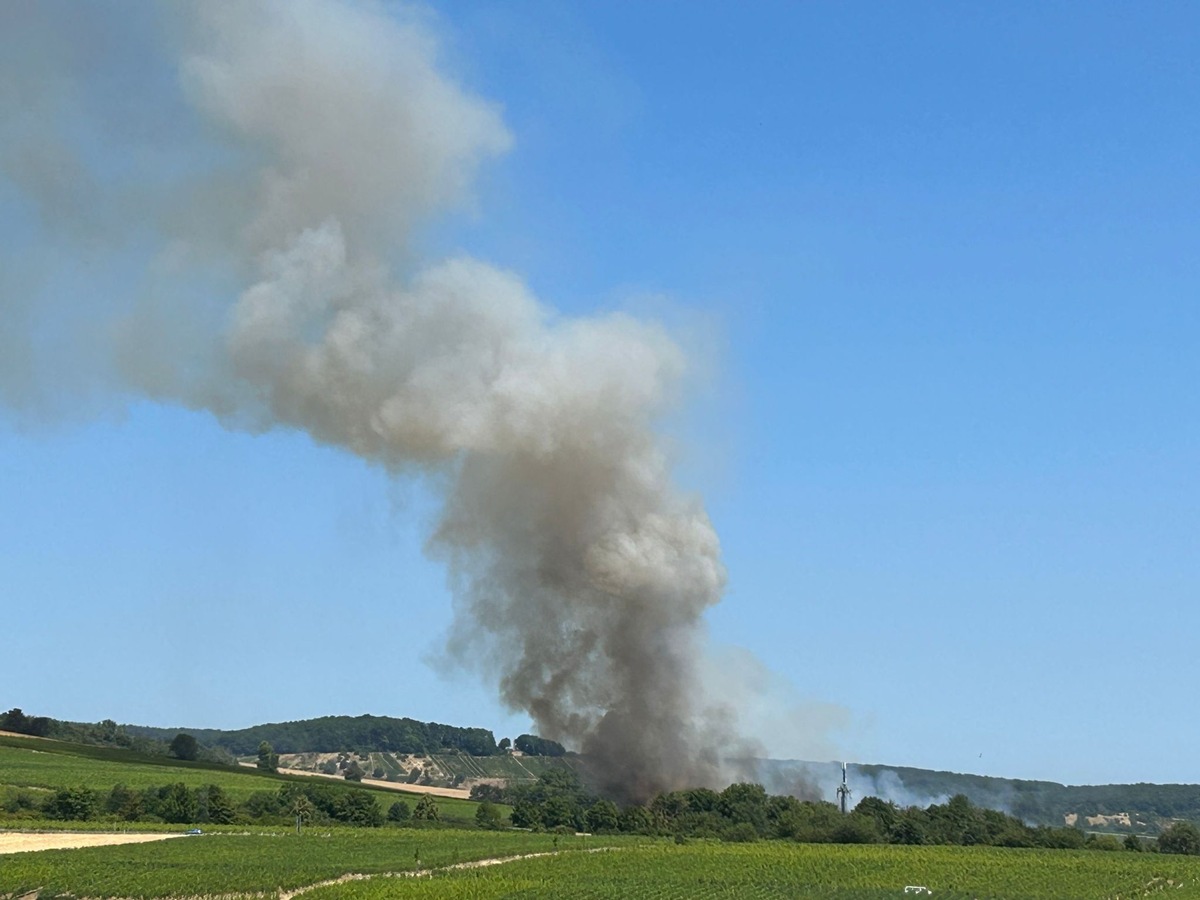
[6,734,1200,899]
[6,837,1198,899]
[0,828,601,898]
[303,842,1200,900]
[0,734,483,825]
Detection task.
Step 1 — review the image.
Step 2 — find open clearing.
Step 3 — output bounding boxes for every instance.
[0,832,182,855]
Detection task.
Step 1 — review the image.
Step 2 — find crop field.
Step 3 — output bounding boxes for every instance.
[431,753,579,784]
[0,735,483,825]
[0,827,600,898]
[303,842,1200,900]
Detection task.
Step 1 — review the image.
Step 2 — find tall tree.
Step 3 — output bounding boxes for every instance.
[257,740,279,772]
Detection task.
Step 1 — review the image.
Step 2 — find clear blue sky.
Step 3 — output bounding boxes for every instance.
[2,1,1198,787]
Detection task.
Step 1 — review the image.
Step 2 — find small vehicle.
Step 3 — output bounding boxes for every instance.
[185,829,203,835]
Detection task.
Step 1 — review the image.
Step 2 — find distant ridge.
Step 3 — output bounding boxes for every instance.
[123,713,499,757]
[7,706,1199,830]
[762,759,1200,829]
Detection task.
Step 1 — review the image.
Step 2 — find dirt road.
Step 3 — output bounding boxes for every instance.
[239,763,472,799]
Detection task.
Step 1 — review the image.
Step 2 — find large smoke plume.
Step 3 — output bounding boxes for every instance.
[1,0,832,801]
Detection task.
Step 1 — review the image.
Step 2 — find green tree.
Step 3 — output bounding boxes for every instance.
[585,799,620,834]
[509,798,540,829]
[618,805,655,834]
[104,783,141,820]
[201,784,236,824]
[413,795,440,822]
[853,796,898,834]
[890,809,929,845]
[387,800,411,823]
[343,759,365,781]
[159,782,198,824]
[1158,821,1200,855]
[168,733,199,761]
[719,783,769,835]
[1125,833,1144,851]
[43,786,96,821]
[334,789,383,827]
[475,800,503,830]
[257,741,279,772]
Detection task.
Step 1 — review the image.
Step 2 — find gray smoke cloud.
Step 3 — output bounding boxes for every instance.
[0,0,838,802]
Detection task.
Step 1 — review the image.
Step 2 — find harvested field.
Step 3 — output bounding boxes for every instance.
[0,832,182,855]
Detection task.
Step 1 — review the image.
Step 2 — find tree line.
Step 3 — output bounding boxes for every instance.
[2,708,237,765]
[471,770,1200,854]
[5,779,448,829]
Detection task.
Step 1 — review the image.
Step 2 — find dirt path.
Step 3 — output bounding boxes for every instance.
[280,848,613,900]
[0,832,183,855]
[241,763,471,799]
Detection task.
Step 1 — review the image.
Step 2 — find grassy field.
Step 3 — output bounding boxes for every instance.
[0,828,602,898]
[0,734,483,825]
[6,836,1197,899]
[303,841,1200,900]
[6,734,1200,899]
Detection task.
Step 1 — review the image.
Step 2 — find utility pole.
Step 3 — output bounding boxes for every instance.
[837,761,852,814]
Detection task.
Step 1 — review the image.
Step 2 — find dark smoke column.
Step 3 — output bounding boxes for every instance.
[434,394,729,802]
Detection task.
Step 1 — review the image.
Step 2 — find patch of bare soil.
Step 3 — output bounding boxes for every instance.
[271,766,470,799]
[0,832,183,855]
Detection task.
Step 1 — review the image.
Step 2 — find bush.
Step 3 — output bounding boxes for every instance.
[1158,822,1200,855]
[387,800,411,823]
[42,787,96,821]
[475,800,502,830]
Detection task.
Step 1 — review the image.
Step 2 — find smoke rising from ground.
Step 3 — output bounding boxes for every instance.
[0,0,837,801]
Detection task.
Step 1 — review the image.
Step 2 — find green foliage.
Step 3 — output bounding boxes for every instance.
[335,789,384,827]
[1,707,53,737]
[168,733,199,761]
[721,821,760,843]
[513,734,566,757]
[257,740,279,772]
[469,783,505,803]
[156,782,198,823]
[413,795,440,822]
[618,805,654,835]
[585,798,619,834]
[387,800,411,822]
[343,759,365,781]
[0,733,484,827]
[42,785,96,820]
[474,800,502,830]
[126,713,500,757]
[1160,821,1200,855]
